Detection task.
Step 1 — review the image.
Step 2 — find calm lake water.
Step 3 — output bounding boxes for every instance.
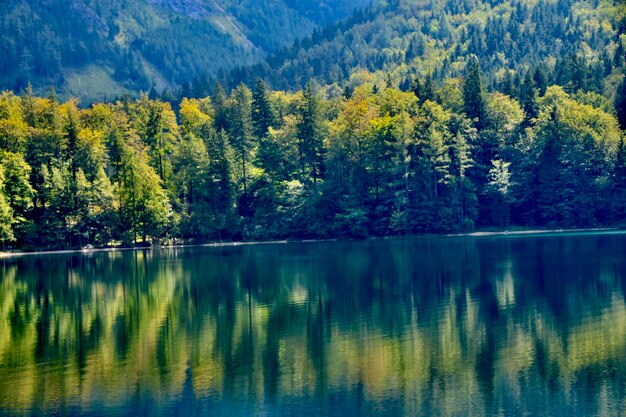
[1,232,626,416]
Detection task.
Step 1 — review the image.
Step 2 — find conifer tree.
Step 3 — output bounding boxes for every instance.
[462,56,486,130]
[229,84,255,193]
[520,71,539,126]
[0,166,15,247]
[252,79,275,139]
[296,85,325,186]
[212,82,229,132]
[616,75,626,131]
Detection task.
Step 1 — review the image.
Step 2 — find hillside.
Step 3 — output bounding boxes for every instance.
[0,0,625,249]
[223,0,625,98]
[0,0,369,101]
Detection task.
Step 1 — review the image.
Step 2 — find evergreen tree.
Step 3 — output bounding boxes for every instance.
[296,85,325,186]
[462,56,486,130]
[411,75,421,97]
[616,75,626,131]
[212,82,229,132]
[612,137,626,221]
[64,107,80,201]
[0,165,15,247]
[0,151,33,223]
[88,166,117,246]
[534,107,564,224]
[422,73,435,102]
[252,79,275,139]
[202,128,235,239]
[520,71,539,126]
[533,66,548,96]
[500,70,515,97]
[228,84,255,194]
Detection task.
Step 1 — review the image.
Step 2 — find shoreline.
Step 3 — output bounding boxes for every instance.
[444,227,621,238]
[0,227,622,259]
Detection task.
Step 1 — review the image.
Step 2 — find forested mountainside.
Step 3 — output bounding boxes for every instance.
[216,0,625,97]
[0,0,369,100]
[0,0,625,249]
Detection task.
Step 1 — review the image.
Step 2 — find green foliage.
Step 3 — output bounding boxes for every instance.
[0,0,625,249]
[296,85,325,186]
[228,84,255,195]
[252,80,276,139]
[0,0,367,100]
[463,56,486,129]
[0,77,623,249]
[616,75,626,130]
[0,165,15,245]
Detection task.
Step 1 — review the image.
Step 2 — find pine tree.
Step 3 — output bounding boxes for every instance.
[422,73,435,102]
[212,82,229,132]
[533,66,548,96]
[615,75,626,131]
[462,56,486,130]
[411,76,423,100]
[0,166,15,247]
[201,128,235,238]
[520,71,539,126]
[535,107,563,224]
[612,137,626,220]
[500,70,514,97]
[252,79,275,139]
[20,83,37,127]
[228,84,255,193]
[0,192,14,247]
[64,108,80,196]
[411,74,434,102]
[296,85,325,186]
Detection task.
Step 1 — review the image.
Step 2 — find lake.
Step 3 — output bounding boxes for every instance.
[1,232,626,416]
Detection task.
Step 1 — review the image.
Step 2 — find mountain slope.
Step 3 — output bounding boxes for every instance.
[0,0,370,100]
[224,0,625,96]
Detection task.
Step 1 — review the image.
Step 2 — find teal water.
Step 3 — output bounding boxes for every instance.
[1,232,626,416]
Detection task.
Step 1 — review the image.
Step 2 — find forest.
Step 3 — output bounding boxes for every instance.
[0,0,368,100]
[0,0,625,249]
[0,56,625,249]
[201,0,625,97]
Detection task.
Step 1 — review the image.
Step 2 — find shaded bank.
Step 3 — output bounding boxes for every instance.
[1,227,622,259]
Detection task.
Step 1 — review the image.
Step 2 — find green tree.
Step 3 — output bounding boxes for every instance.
[174,133,209,208]
[252,79,275,139]
[486,159,512,227]
[0,165,15,247]
[462,56,486,130]
[118,154,170,245]
[296,85,325,186]
[0,192,13,247]
[616,75,626,131]
[453,117,476,229]
[63,104,80,206]
[228,84,255,194]
[0,151,33,225]
[213,82,229,132]
[520,71,539,126]
[133,97,179,185]
[200,128,236,239]
[86,166,117,246]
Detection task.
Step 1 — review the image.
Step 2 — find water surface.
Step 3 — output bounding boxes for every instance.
[1,232,626,416]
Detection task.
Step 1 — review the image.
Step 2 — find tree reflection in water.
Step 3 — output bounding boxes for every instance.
[1,233,626,416]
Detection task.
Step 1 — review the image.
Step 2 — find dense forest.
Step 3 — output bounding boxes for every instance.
[0,60,625,249]
[0,0,625,249]
[0,0,368,100]
[201,0,625,96]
